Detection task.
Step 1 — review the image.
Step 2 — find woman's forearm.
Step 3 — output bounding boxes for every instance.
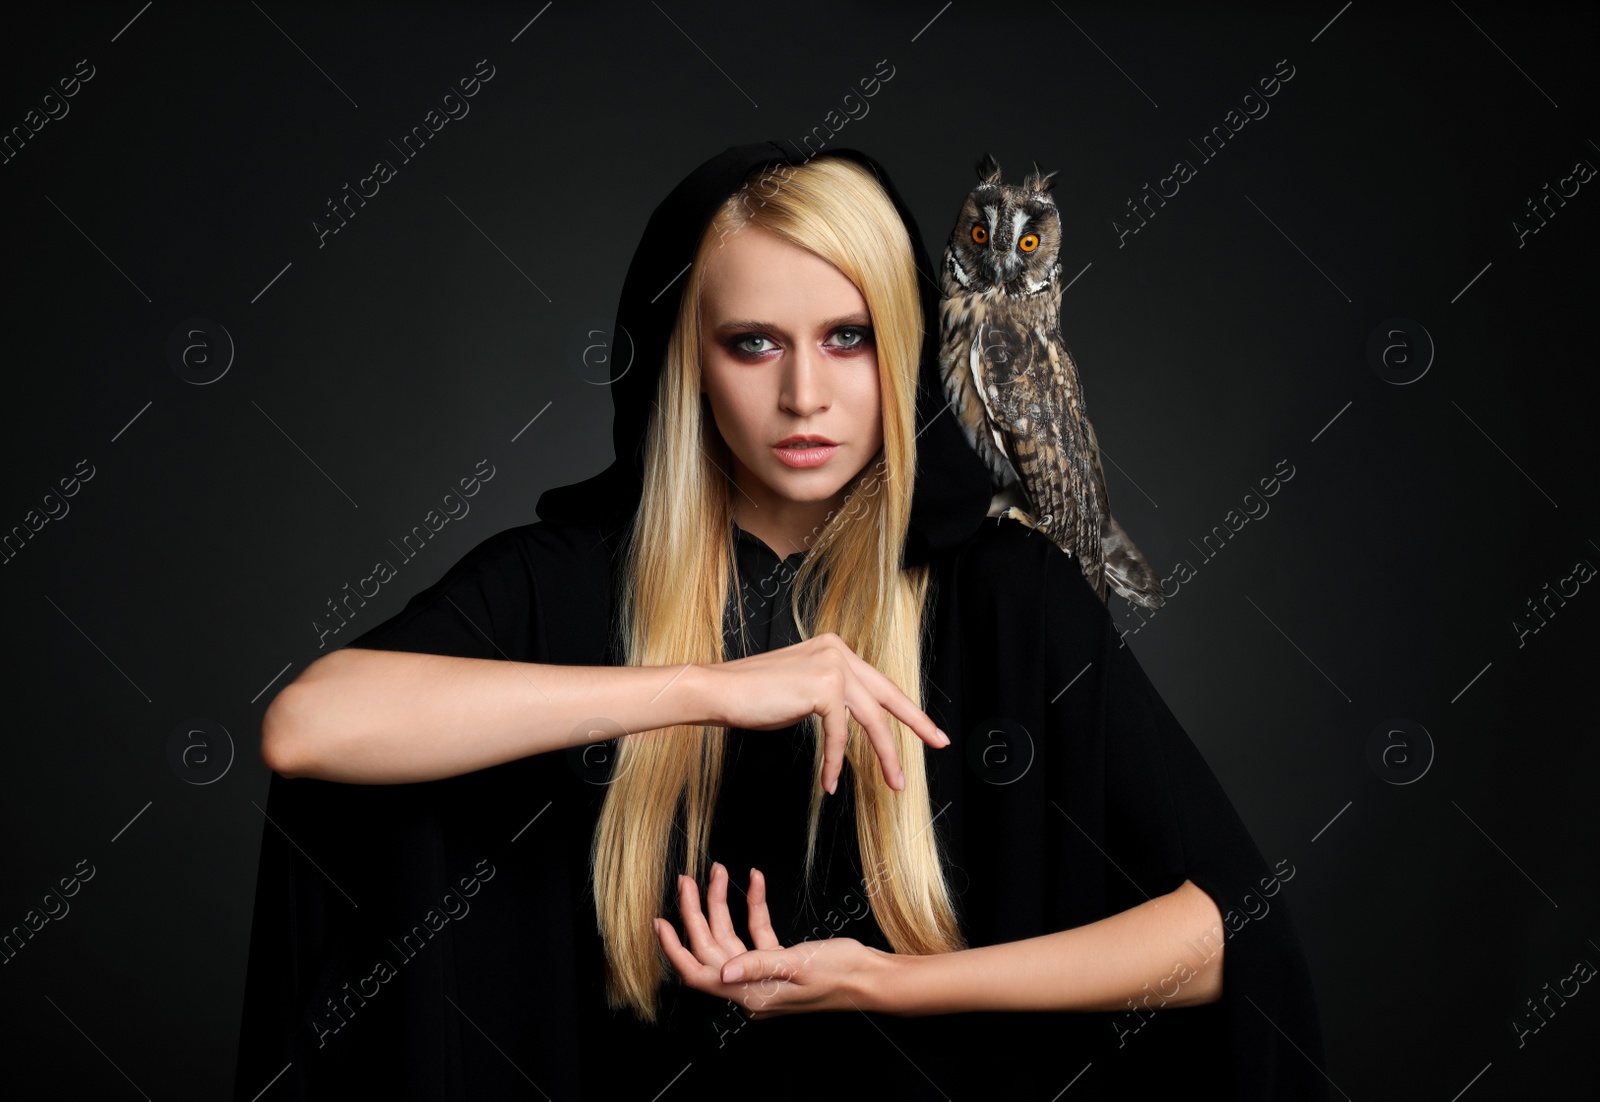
[870,879,1225,1015]
[261,648,717,784]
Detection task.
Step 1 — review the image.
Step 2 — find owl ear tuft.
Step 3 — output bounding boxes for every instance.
[1025,162,1059,193]
[976,152,1003,184]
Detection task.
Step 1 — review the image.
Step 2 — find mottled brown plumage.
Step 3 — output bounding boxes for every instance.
[937,152,1164,610]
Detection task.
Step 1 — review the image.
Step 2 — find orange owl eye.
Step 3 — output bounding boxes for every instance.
[971,224,988,244]
[1019,233,1039,252]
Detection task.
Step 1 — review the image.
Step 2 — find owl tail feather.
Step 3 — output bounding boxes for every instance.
[1100,514,1165,611]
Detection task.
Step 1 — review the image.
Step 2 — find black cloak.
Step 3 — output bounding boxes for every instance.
[232,141,1331,1100]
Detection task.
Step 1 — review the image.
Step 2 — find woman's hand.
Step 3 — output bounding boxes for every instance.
[653,861,893,1018]
[698,631,949,793]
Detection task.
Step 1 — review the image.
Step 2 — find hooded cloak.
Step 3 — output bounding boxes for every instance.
[233,140,1330,1100]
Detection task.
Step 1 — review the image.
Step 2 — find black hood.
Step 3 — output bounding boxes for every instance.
[534,140,993,568]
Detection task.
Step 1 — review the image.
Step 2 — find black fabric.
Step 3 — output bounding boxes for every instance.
[233,141,1330,1099]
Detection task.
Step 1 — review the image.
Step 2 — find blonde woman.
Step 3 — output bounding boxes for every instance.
[234,142,1329,1101]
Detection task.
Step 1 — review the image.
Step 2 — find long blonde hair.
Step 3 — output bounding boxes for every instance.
[590,154,967,1020]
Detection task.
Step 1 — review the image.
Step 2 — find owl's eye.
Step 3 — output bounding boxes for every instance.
[970,224,988,244]
[1019,233,1039,252]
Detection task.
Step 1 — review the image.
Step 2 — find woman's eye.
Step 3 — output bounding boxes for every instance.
[829,327,872,350]
[729,328,871,356]
[732,334,776,355]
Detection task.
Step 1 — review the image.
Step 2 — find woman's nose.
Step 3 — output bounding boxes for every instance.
[780,343,829,416]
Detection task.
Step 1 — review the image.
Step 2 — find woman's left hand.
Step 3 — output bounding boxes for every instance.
[653,861,892,1018]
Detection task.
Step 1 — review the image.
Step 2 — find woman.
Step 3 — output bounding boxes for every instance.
[233,141,1329,1100]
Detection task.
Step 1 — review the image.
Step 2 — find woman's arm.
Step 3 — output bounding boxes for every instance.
[666,871,1227,1017]
[261,648,717,784]
[866,878,1225,1015]
[266,634,948,787]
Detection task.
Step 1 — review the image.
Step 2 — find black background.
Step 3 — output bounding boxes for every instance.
[2,2,1595,1098]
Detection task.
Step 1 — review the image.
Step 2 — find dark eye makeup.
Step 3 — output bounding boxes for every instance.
[723,326,874,359]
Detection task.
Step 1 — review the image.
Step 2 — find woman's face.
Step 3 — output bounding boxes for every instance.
[699,223,884,548]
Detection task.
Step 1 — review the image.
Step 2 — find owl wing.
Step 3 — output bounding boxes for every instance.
[938,293,1017,491]
[968,317,1081,552]
[1080,396,1110,514]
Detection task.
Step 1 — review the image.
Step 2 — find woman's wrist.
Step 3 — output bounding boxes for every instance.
[857,945,919,1016]
[678,662,725,728]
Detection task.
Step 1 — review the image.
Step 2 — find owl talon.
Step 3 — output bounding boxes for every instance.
[1000,505,1043,532]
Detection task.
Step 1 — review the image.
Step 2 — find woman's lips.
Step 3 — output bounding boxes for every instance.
[773,443,840,469]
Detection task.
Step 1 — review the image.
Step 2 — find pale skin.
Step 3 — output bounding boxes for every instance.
[697,222,884,560]
[655,225,1226,1014]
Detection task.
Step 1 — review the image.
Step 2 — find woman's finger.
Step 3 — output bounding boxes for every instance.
[843,670,905,792]
[818,696,850,796]
[721,945,802,987]
[745,868,783,951]
[844,647,949,751]
[705,863,747,957]
[676,874,724,964]
[653,917,717,988]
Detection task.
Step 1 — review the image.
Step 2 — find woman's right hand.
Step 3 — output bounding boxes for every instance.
[697,632,950,794]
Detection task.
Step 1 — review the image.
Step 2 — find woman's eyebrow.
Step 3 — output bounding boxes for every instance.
[710,312,871,338]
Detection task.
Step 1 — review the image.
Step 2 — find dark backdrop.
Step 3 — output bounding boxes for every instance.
[2,2,1594,1098]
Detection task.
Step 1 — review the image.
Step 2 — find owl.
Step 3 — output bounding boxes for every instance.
[937,152,1164,611]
